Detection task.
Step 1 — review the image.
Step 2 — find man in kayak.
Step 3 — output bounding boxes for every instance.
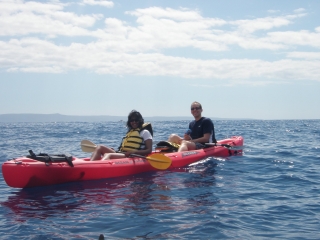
[90,110,153,160]
[168,101,217,152]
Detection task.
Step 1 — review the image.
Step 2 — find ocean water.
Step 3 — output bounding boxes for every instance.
[0,120,320,240]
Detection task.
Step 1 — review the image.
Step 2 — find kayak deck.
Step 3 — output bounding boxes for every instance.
[2,136,243,188]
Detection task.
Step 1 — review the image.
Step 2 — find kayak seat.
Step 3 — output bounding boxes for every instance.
[27,150,74,167]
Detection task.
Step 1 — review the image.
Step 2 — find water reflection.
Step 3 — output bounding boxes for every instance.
[180,158,220,214]
[1,158,219,222]
[184,158,217,187]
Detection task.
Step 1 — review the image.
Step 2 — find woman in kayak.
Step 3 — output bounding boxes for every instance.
[90,110,153,161]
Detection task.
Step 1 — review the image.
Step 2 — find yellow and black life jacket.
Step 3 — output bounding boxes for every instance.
[118,123,153,152]
[119,128,143,152]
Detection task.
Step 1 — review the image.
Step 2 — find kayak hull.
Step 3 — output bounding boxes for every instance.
[2,136,243,188]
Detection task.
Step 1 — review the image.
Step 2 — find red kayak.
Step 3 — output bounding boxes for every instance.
[2,136,243,188]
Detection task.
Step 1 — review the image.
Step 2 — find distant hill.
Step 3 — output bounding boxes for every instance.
[0,113,243,122]
[0,113,126,122]
[0,113,195,122]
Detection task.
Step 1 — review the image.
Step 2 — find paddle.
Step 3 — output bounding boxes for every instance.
[129,153,172,170]
[80,140,172,170]
[205,143,232,148]
[205,143,243,150]
[81,139,98,152]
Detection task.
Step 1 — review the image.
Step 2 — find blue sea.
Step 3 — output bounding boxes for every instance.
[1,120,320,239]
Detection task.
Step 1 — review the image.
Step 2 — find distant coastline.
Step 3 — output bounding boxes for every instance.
[0,113,245,122]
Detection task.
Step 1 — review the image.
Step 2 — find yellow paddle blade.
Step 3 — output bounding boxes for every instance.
[80,139,97,152]
[146,153,172,170]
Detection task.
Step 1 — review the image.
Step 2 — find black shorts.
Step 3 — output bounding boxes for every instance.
[195,142,205,149]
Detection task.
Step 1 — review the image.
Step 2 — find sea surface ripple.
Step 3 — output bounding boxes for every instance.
[0,120,320,239]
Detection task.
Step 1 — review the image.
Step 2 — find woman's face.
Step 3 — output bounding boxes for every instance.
[129,116,140,129]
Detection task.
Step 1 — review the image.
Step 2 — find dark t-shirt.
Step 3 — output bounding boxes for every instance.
[189,117,217,143]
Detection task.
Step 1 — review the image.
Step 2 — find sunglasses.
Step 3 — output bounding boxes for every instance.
[191,107,201,111]
[130,119,139,122]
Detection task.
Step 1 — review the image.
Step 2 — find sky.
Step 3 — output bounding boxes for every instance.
[1,0,319,120]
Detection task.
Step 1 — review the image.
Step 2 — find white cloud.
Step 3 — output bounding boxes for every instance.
[0,0,65,14]
[1,38,319,83]
[0,1,100,37]
[294,8,306,13]
[0,2,314,51]
[230,12,307,34]
[0,1,319,85]
[126,7,208,22]
[7,66,64,73]
[81,0,114,8]
[267,30,320,48]
[286,51,320,60]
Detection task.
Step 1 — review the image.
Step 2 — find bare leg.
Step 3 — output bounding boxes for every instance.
[168,134,183,144]
[178,141,196,152]
[90,145,116,161]
[102,153,126,160]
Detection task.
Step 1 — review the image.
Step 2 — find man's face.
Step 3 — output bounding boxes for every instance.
[190,104,202,118]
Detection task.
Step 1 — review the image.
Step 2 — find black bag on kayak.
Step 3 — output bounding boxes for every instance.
[155,141,180,152]
[27,150,74,167]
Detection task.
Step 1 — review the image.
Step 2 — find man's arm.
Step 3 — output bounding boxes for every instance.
[190,133,211,143]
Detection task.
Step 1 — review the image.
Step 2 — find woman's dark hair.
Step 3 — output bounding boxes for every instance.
[126,110,144,129]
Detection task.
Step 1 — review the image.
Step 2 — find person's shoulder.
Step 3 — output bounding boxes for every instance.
[140,129,150,134]
[140,129,152,138]
[203,117,213,122]
[202,117,214,126]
